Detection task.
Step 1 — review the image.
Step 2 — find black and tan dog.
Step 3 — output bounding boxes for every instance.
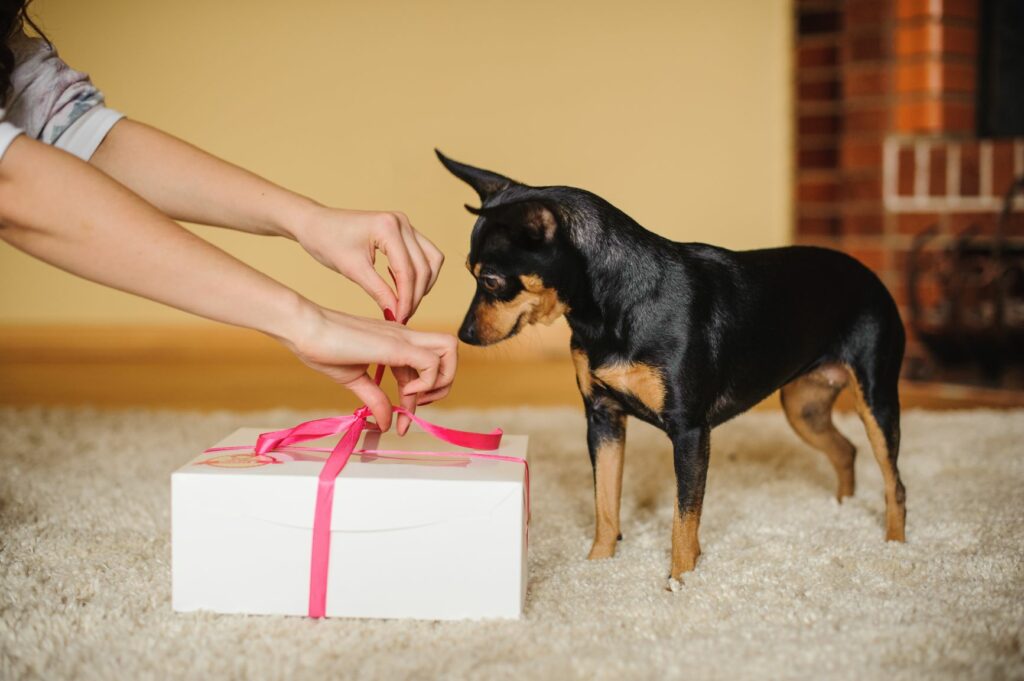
[437,151,907,583]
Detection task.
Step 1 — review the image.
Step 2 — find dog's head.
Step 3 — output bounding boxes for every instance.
[437,150,574,346]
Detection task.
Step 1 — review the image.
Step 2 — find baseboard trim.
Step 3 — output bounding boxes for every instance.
[0,322,572,364]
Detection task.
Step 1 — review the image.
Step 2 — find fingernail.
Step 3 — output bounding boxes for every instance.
[384,308,396,322]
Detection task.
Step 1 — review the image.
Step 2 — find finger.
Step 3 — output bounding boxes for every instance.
[414,232,445,293]
[399,224,430,317]
[390,365,418,436]
[399,350,441,395]
[349,262,399,316]
[344,373,393,431]
[415,333,458,393]
[416,383,452,406]
[376,215,415,322]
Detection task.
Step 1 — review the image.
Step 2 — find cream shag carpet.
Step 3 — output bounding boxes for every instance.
[1,406,1022,681]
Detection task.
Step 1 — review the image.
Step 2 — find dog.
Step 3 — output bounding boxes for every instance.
[437,150,907,583]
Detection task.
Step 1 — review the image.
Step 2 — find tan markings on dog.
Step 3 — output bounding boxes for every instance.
[472,262,482,277]
[592,362,666,413]
[473,274,568,344]
[670,502,702,579]
[518,275,567,324]
[571,348,593,397]
[780,364,856,501]
[845,366,907,542]
[587,435,626,560]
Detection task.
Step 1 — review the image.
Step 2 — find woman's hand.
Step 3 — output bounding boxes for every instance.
[283,305,458,434]
[291,205,444,323]
[91,122,445,323]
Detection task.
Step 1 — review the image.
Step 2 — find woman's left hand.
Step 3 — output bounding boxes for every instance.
[292,206,444,323]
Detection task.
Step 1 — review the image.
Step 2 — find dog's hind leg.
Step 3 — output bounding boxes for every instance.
[846,362,906,542]
[584,395,628,560]
[780,364,857,501]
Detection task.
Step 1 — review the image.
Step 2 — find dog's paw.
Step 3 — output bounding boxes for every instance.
[666,577,684,593]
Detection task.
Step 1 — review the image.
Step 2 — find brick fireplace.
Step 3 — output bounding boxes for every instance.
[795,0,1024,389]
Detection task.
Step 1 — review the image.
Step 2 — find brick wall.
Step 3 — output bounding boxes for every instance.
[794,0,1023,386]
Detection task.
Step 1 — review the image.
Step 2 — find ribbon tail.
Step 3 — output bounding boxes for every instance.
[307,418,366,619]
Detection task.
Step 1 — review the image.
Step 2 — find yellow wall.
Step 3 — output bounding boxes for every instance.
[1,0,792,327]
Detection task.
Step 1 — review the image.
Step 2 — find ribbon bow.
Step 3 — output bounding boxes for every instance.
[204,336,527,618]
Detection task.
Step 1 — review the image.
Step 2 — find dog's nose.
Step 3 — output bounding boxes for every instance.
[458,318,479,345]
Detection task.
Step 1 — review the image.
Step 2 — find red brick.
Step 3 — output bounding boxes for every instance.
[948,211,997,235]
[895,212,941,234]
[942,62,977,92]
[841,138,883,169]
[799,146,840,169]
[844,30,888,61]
[841,211,885,234]
[799,113,842,136]
[798,43,840,69]
[992,141,1016,197]
[898,0,977,21]
[895,60,975,94]
[797,216,842,236]
[960,142,980,195]
[893,246,938,276]
[896,21,977,57]
[798,177,842,203]
[898,145,916,195]
[845,64,889,97]
[929,145,948,196]
[842,243,888,272]
[798,9,842,35]
[845,105,890,133]
[1005,211,1024,237]
[895,98,974,133]
[951,211,1024,237]
[845,0,891,26]
[844,174,884,201]
[798,79,841,103]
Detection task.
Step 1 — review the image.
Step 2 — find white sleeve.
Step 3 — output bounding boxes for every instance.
[0,121,24,161]
[52,105,125,161]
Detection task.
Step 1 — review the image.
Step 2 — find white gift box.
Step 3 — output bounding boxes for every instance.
[172,426,528,620]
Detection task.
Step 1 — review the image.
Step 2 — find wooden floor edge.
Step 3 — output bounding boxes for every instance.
[0,323,571,363]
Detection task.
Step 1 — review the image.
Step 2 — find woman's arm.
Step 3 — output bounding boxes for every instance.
[89,119,443,322]
[0,135,456,431]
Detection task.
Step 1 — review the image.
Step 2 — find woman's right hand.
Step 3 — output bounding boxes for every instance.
[282,305,458,433]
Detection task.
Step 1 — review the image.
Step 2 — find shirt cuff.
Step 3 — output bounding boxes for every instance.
[0,122,25,162]
[52,105,126,161]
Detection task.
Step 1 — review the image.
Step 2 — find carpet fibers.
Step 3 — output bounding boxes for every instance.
[1,406,1022,680]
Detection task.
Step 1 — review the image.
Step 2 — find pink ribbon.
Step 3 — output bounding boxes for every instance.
[203,365,528,618]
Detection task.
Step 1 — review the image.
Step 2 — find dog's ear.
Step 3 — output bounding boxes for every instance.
[468,199,558,243]
[435,149,516,202]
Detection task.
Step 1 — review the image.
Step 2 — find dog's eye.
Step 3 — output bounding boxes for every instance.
[480,274,503,292]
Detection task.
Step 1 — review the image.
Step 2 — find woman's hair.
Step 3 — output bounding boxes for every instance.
[1,0,48,106]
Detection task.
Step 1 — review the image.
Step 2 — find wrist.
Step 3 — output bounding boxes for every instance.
[261,288,324,349]
[272,195,325,242]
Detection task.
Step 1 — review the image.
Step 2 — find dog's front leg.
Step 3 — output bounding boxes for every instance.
[585,396,627,560]
[670,426,711,581]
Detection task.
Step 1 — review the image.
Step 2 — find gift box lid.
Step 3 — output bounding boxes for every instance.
[173,427,528,532]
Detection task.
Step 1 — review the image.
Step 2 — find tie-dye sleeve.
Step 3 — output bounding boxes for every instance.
[2,26,124,161]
